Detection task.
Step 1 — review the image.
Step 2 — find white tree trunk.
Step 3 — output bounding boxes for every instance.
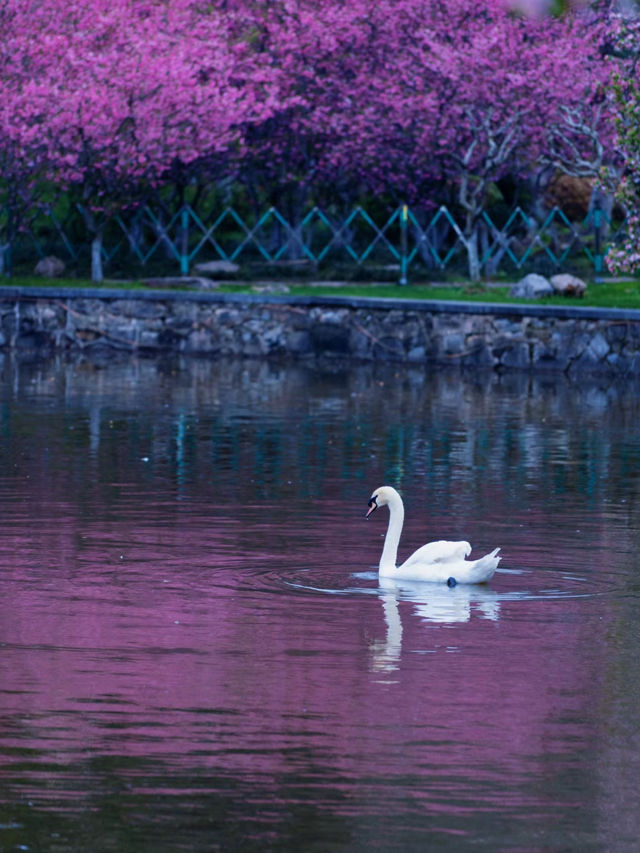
[91,232,104,283]
[466,224,481,282]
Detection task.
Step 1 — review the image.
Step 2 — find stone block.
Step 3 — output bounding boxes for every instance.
[71,299,105,316]
[263,326,285,350]
[493,317,524,334]
[194,259,239,275]
[550,273,587,297]
[213,308,240,325]
[510,274,554,299]
[442,333,465,355]
[186,329,218,353]
[138,330,161,349]
[105,322,138,344]
[460,341,494,368]
[286,330,311,354]
[156,328,185,349]
[607,323,628,344]
[15,330,53,351]
[498,341,531,369]
[588,332,609,361]
[251,283,290,294]
[349,327,373,358]
[531,340,563,370]
[376,336,404,358]
[315,309,349,325]
[310,322,351,354]
[109,299,166,319]
[168,302,200,322]
[34,255,65,277]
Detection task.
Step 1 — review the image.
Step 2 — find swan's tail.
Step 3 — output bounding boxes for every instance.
[470,547,501,582]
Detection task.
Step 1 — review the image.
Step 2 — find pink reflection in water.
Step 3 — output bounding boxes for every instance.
[0,357,634,850]
[0,497,610,823]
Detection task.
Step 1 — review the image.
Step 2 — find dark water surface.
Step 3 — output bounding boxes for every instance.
[1,354,640,852]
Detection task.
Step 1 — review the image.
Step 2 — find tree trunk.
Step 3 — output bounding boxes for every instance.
[91,231,104,283]
[1,205,14,276]
[0,242,10,276]
[78,203,106,283]
[458,173,484,282]
[466,222,481,282]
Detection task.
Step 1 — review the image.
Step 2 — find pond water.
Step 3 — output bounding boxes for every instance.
[1,353,640,852]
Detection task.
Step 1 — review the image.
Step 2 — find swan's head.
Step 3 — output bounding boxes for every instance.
[365,486,401,518]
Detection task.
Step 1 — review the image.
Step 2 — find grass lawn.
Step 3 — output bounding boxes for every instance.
[4,275,640,309]
[281,280,640,308]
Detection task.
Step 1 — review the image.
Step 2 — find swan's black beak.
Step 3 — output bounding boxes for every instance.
[365,496,378,519]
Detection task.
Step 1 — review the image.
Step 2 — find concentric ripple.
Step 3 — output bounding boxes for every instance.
[225,562,616,608]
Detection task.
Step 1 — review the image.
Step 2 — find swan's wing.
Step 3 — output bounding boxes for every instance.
[402,540,471,568]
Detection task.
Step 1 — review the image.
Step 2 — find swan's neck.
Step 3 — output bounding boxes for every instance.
[380,496,404,572]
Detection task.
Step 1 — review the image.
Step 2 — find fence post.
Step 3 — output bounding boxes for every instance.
[399,204,408,286]
[180,207,189,275]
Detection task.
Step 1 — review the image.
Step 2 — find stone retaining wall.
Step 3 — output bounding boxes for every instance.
[2,286,640,375]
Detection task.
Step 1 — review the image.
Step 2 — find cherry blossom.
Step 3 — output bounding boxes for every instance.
[0,0,620,281]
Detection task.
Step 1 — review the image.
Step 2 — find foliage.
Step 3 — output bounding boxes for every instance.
[603,16,640,275]
[0,0,620,281]
[1,0,279,279]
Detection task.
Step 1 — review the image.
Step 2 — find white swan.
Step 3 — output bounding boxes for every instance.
[366,486,501,584]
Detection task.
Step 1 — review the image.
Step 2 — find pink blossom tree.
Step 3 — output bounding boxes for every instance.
[360,0,612,279]
[0,0,620,282]
[599,13,640,275]
[244,0,613,279]
[3,0,279,281]
[0,0,49,274]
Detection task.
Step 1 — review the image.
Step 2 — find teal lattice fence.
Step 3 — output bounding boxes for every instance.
[1,202,624,279]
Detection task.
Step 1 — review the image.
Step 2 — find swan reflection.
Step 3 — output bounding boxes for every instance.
[379,576,501,623]
[371,577,501,673]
